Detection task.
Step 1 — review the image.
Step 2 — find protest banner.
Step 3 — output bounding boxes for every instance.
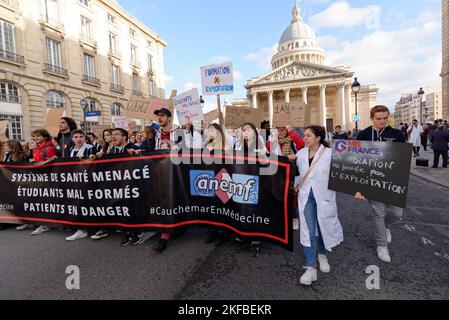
[112,116,129,130]
[272,103,307,128]
[173,88,204,125]
[128,121,137,133]
[0,120,8,142]
[225,107,261,129]
[0,152,293,251]
[329,140,413,208]
[44,108,65,137]
[201,62,234,96]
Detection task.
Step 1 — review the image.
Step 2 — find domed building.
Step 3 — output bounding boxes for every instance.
[244,3,379,131]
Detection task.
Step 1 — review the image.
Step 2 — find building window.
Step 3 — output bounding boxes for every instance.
[0,114,23,141]
[148,80,157,97]
[45,37,61,67]
[83,53,95,77]
[147,54,153,72]
[0,82,20,103]
[79,0,89,7]
[0,20,15,56]
[80,16,92,40]
[130,44,138,65]
[111,64,120,86]
[129,28,136,38]
[132,73,140,94]
[111,103,122,116]
[46,91,65,109]
[295,42,299,48]
[108,32,118,54]
[107,13,117,25]
[80,98,98,131]
[147,40,152,47]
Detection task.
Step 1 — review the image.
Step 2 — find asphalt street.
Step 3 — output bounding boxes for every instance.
[0,175,448,300]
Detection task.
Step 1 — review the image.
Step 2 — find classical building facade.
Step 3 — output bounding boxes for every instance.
[245,4,378,131]
[442,0,449,120]
[394,86,442,125]
[0,0,167,140]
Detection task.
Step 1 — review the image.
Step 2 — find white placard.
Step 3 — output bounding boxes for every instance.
[200,62,234,96]
[173,88,204,125]
[112,116,129,131]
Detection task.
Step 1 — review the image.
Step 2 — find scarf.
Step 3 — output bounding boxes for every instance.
[279,136,293,156]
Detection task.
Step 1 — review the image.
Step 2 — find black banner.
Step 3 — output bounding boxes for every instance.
[329,140,412,208]
[0,152,293,250]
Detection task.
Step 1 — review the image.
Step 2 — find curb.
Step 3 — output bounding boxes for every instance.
[410,168,449,189]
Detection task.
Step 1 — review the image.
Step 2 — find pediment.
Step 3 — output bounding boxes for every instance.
[249,61,352,86]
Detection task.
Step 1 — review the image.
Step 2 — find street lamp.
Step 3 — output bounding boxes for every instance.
[351,77,361,132]
[418,87,425,124]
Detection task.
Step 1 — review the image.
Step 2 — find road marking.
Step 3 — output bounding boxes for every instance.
[422,237,436,246]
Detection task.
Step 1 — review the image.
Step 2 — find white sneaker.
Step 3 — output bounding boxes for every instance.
[16,224,31,231]
[293,219,299,231]
[66,230,88,241]
[386,228,392,244]
[91,230,109,240]
[300,267,318,286]
[30,226,50,236]
[318,254,331,273]
[377,246,391,263]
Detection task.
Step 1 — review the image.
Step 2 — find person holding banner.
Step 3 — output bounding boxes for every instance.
[294,126,343,286]
[356,105,406,263]
[29,129,58,236]
[152,108,183,253]
[57,117,77,158]
[178,122,202,150]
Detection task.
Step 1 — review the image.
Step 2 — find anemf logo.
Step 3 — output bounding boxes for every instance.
[335,140,348,153]
[190,169,259,205]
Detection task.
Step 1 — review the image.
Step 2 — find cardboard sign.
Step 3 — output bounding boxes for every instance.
[128,121,137,133]
[112,116,129,131]
[203,109,218,125]
[91,125,111,141]
[272,103,307,128]
[329,140,413,208]
[225,107,261,129]
[125,90,177,120]
[173,88,204,125]
[201,62,234,96]
[0,120,9,142]
[44,108,65,137]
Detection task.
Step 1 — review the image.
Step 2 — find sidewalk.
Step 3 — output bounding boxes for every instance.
[410,148,449,188]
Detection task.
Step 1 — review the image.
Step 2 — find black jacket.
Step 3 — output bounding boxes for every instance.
[430,130,449,151]
[139,138,156,152]
[58,132,75,158]
[333,132,349,140]
[357,126,406,143]
[110,143,139,155]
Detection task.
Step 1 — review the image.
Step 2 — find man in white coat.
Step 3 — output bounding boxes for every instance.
[407,119,424,157]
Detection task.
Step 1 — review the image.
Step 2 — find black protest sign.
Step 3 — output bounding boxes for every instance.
[0,152,293,251]
[329,140,412,208]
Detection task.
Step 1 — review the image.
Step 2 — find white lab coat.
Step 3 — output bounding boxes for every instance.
[408,125,424,147]
[182,130,203,149]
[296,145,344,252]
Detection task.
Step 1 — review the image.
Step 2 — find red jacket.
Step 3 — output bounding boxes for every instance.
[33,141,57,162]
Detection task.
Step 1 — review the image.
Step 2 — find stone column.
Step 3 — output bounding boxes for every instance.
[268,90,274,125]
[338,83,346,128]
[252,92,258,109]
[301,86,308,105]
[345,85,352,129]
[319,84,327,127]
[284,88,290,104]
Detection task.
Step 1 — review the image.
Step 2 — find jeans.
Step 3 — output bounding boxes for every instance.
[303,191,328,268]
[369,201,403,247]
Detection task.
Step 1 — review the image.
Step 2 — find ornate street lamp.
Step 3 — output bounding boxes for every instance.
[351,77,361,131]
[418,87,425,124]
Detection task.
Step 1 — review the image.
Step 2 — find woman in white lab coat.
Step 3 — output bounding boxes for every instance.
[295,125,344,286]
[407,119,424,157]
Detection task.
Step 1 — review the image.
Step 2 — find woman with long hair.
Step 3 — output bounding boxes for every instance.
[293,125,343,286]
[3,140,29,162]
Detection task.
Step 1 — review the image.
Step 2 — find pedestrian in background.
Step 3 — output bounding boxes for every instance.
[430,125,449,168]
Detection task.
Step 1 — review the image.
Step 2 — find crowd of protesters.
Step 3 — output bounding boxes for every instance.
[1,105,437,286]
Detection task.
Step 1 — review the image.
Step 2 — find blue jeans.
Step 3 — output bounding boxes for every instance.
[303,191,328,268]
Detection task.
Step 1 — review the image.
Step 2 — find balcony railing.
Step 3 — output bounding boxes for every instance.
[39,15,64,31]
[43,63,68,77]
[0,0,19,10]
[108,49,121,59]
[0,49,25,65]
[110,83,124,93]
[82,74,100,86]
[132,90,143,96]
[147,68,155,76]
